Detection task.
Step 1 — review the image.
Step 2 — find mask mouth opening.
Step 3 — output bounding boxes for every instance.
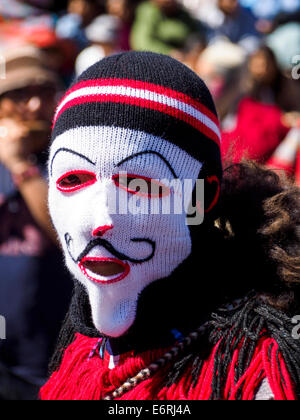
[79,257,130,285]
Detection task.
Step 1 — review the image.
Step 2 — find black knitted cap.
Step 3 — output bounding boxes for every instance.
[52,51,222,184]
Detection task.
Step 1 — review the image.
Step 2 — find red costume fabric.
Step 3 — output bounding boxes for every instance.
[222,98,289,164]
[40,333,296,401]
[296,152,300,186]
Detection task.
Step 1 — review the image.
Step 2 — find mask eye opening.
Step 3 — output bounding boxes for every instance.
[112,173,170,198]
[56,170,97,192]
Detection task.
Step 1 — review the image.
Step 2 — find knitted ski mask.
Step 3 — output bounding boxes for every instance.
[49,52,222,338]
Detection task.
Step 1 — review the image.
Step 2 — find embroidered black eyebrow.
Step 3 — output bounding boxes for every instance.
[50,148,96,176]
[116,151,178,178]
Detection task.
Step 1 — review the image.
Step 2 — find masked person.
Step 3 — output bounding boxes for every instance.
[40,52,300,400]
[0,45,72,400]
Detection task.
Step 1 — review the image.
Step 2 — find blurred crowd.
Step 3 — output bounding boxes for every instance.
[0,0,299,400]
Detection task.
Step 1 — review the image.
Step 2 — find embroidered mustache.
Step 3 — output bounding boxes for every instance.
[65,233,156,264]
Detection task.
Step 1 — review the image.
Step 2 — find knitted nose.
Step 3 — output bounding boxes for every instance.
[92,225,114,237]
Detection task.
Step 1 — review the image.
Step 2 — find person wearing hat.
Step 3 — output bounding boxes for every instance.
[0,45,72,400]
[75,14,122,76]
[56,0,105,51]
[0,45,62,241]
[40,52,299,400]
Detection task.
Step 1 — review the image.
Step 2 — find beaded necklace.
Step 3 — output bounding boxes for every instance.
[103,323,208,400]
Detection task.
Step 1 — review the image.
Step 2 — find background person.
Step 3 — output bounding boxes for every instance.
[106,0,138,51]
[221,46,292,164]
[199,0,260,53]
[130,0,205,55]
[56,0,105,51]
[75,14,122,76]
[0,45,72,400]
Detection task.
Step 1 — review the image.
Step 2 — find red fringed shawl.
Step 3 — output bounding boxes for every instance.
[40,333,296,400]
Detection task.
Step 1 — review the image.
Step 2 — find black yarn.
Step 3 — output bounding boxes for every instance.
[116,150,178,179]
[48,282,100,375]
[49,282,300,400]
[50,148,96,176]
[165,297,300,400]
[76,237,156,264]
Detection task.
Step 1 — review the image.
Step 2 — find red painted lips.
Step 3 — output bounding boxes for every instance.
[79,257,130,284]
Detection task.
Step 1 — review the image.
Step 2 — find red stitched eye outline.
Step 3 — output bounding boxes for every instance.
[56,170,97,192]
[112,173,170,198]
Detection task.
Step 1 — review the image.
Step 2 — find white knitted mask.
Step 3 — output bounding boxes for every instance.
[49,126,202,337]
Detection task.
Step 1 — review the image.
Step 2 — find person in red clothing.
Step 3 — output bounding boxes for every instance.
[221,46,291,164]
[41,52,300,400]
[222,97,290,163]
[296,154,300,186]
[266,116,300,187]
